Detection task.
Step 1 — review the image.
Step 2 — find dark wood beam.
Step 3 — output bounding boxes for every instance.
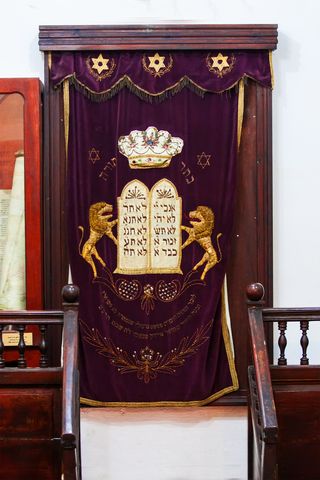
[39,24,278,51]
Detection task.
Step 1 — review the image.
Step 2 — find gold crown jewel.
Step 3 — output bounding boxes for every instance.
[118,126,184,169]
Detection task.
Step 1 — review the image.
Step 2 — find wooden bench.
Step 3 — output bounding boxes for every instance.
[0,284,80,480]
[247,283,320,480]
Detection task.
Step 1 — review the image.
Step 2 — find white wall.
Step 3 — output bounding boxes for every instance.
[1,0,320,361]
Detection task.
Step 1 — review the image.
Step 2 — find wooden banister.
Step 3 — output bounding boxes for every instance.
[0,284,80,479]
[61,284,81,480]
[248,306,278,443]
[247,282,320,480]
[247,283,278,480]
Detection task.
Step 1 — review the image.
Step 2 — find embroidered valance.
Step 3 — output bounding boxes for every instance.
[50,50,273,102]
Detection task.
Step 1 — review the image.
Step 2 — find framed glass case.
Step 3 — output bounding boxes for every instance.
[0,79,42,310]
[0,79,42,361]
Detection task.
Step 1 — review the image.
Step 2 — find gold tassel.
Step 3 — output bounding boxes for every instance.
[48,52,52,71]
[237,78,245,149]
[63,80,70,161]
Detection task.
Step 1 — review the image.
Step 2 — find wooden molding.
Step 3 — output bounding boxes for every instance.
[39,24,278,51]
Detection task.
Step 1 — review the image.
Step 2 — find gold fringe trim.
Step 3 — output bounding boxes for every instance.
[269,51,275,89]
[237,78,245,149]
[80,285,238,408]
[56,74,207,104]
[54,72,271,104]
[63,80,70,161]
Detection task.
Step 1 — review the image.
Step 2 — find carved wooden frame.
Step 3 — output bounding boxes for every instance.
[39,24,278,403]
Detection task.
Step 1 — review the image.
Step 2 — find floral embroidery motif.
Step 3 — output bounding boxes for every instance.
[142,53,173,78]
[206,53,236,78]
[81,318,212,383]
[86,54,116,81]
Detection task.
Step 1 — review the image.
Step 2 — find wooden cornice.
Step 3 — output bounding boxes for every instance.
[39,24,278,51]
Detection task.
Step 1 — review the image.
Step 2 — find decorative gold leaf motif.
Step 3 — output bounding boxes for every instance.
[142,53,174,78]
[211,53,229,72]
[206,53,236,78]
[81,318,212,383]
[92,53,110,74]
[86,54,116,81]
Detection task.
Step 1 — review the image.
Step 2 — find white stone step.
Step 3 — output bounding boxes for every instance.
[81,406,247,480]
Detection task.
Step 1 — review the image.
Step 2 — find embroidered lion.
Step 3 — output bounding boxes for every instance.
[181,206,222,281]
[78,202,118,278]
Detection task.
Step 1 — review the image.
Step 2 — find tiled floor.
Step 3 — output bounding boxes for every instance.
[81,406,247,480]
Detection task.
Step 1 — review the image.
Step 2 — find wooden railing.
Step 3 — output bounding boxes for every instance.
[0,284,80,480]
[247,283,320,480]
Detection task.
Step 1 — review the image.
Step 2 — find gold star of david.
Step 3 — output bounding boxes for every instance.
[91,54,109,75]
[89,148,100,164]
[148,53,166,73]
[197,152,211,169]
[211,53,229,72]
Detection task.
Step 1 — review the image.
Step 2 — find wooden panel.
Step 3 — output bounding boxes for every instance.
[39,24,278,51]
[271,365,320,384]
[0,368,62,385]
[0,389,60,437]
[0,440,61,480]
[219,80,273,405]
[274,390,320,480]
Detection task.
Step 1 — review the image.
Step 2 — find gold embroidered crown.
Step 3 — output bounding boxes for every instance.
[118,126,183,169]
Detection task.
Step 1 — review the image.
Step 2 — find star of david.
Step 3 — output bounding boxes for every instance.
[197,152,211,169]
[148,53,166,73]
[89,148,100,164]
[91,54,109,75]
[211,53,229,72]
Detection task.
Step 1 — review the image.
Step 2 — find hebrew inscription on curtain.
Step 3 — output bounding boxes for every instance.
[51,50,272,405]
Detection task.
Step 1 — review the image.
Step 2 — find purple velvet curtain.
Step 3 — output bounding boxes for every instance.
[51,50,272,405]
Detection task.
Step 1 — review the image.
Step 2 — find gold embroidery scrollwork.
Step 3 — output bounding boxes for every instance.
[94,267,205,314]
[81,318,212,383]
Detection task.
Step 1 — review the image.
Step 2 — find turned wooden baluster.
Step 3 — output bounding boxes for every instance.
[17,325,27,368]
[0,325,5,368]
[300,320,309,365]
[39,324,48,368]
[278,320,287,365]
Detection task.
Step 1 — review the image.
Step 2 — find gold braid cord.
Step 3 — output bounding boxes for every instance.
[80,318,212,384]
